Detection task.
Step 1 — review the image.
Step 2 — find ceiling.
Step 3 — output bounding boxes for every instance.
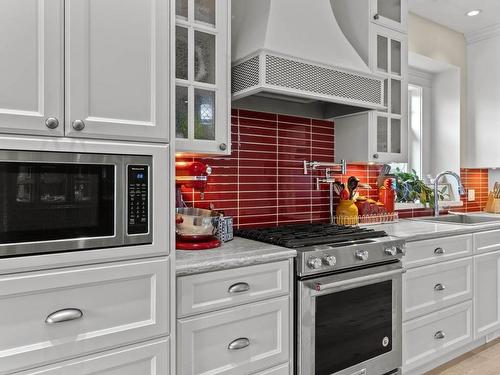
[409,0,500,35]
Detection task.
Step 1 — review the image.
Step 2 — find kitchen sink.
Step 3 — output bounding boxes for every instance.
[412,214,500,225]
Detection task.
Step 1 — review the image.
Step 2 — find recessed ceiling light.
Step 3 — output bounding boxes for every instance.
[466,9,482,17]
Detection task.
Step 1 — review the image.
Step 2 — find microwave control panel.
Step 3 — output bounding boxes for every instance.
[127,165,149,235]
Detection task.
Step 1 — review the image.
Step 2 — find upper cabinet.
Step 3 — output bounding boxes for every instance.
[0,0,64,137]
[371,0,408,33]
[174,0,231,155]
[0,0,170,143]
[332,0,408,164]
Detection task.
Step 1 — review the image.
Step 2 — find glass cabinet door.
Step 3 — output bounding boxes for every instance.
[174,0,230,154]
[371,0,407,32]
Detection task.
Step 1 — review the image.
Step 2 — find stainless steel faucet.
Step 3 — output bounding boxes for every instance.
[433,171,466,216]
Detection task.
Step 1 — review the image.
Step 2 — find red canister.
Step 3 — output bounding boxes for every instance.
[379,178,395,213]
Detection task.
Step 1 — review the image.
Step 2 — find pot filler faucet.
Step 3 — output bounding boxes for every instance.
[434,171,466,217]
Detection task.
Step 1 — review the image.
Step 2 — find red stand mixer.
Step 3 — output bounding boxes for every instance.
[175,161,221,250]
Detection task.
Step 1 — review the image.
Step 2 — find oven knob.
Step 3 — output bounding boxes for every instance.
[385,247,397,256]
[307,257,322,269]
[322,255,337,266]
[396,246,406,256]
[355,250,369,261]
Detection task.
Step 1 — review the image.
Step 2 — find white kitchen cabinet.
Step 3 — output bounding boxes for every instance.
[65,0,170,142]
[0,0,64,137]
[17,339,170,375]
[370,0,408,33]
[403,301,473,372]
[0,257,170,374]
[0,0,170,143]
[332,2,408,164]
[174,0,231,155]
[178,296,290,375]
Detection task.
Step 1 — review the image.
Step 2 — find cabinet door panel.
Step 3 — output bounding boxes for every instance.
[371,0,407,33]
[474,250,500,338]
[66,0,169,142]
[0,0,64,136]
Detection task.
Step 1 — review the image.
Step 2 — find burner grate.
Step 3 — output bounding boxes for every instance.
[235,224,388,248]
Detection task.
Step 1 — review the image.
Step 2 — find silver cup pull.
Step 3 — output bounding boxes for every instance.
[434,330,446,340]
[228,337,250,350]
[45,308,83,324]
[228,282,250,294]
[72,119,85,131]
[434,283,446,291]
[434,247,445,255]
[45,117,60,129]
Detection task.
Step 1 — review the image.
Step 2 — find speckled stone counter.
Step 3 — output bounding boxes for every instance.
[176,237,296,276]
[368,215,500,242]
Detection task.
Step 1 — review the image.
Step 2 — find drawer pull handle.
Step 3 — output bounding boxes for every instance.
[228,337,250,350]
[45,308,83,324]
[434,247,445,255]
[228,282,250,294]
[434,330,446,340]
[434,283,446,291]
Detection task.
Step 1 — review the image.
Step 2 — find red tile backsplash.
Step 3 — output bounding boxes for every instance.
[177,109,489,227]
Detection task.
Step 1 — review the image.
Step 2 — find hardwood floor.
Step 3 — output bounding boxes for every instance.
[425,338,500,374]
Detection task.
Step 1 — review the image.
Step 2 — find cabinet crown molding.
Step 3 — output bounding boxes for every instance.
[466,23,500,45]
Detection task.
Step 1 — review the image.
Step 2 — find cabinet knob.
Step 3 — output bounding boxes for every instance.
[434,283,446,291]
[72,120,85,131]
[45,117,59,129]
[373,153,379,159]
[228,337,250,350]
[434,330,446,340]
[219,143,227,151]
[434,247,445,255]
[374,13,380,20]
[45,308,83,324]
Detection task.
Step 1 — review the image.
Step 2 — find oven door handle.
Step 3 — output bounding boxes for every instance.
[309,268,404,292]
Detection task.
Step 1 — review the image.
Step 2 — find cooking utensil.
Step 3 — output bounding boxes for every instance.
[175,207,219,240]
[347,176,360,200]
[333,181,343,195]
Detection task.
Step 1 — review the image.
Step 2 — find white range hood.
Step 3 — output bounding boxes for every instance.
[231,0,385,112]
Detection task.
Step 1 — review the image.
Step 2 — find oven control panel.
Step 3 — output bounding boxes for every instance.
[127,165,149,235]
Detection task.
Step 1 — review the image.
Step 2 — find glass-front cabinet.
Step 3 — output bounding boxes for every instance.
[370,24,407,163]
[371,0,408,33]
[174,0,231,155]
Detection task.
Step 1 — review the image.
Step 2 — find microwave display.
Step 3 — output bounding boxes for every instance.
[127,165,149,235]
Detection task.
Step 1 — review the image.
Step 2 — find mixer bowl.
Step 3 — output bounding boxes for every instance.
[176,207,219,240]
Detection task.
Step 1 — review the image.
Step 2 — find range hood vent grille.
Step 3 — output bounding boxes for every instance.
[232,51,384,109]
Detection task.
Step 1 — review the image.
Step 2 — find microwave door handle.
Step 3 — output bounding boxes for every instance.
[310,268,404,292]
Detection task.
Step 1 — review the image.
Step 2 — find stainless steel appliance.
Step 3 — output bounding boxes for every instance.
[0,150,152,257]
[236,224,406,375]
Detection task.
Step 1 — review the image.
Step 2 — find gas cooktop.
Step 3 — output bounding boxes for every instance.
[236,224,406,277]
[235,223,388,248]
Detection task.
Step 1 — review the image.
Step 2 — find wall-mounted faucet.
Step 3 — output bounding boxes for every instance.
[433,171,466,217]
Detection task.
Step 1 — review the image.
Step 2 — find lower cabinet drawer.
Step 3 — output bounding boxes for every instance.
[17,338,170,375]
[177,296,290,375]
[403,257,472,320]
[0,258,170,374]
[403,301,473,372]
[404,235,473,268]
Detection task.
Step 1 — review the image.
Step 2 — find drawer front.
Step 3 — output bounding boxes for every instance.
[403,301,472,372]
[177,261,290,317]
[404,235,473,268]
[403,257,472,320]
[253,362,290,375]
[17,338,170,375]
[474,229,500,255]
[178,296,290,375]
[0,258,169,374]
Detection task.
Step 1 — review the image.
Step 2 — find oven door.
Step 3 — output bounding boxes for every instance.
[0,151,127,257]
[298,262,403,375]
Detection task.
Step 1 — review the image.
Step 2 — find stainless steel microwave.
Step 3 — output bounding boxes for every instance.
[0,150,152,257]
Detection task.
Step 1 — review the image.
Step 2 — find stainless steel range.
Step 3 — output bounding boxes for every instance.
[236,224,406,375]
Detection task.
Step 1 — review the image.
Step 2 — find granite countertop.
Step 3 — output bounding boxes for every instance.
[175,237,296,276]
[368,213,500,242]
